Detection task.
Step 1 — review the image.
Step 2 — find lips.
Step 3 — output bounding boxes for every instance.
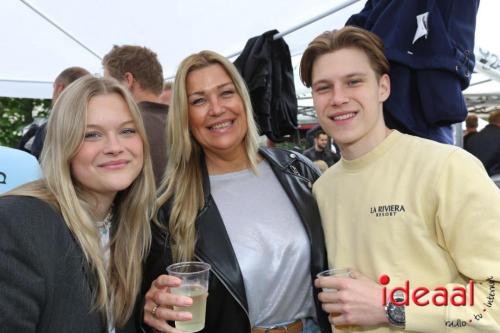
[330,112,357,121]
[98,159,129,169]
[208,120,234,131]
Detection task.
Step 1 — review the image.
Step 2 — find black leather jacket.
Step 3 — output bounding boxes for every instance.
[144,147,331,333]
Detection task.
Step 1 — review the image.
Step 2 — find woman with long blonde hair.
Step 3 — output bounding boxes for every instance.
[0,76,156,332]
[143,51,331,333]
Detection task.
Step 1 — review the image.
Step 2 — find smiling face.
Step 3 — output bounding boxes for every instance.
[311,47,390,159]
[315,133,329,150]
[186,64,248,160]
[70,92,144,203]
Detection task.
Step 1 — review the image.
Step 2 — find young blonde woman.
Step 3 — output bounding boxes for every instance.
[143,51,331,333]
[0,76,156,332]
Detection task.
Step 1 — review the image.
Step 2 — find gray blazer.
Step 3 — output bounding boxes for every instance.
[0,195,139,333]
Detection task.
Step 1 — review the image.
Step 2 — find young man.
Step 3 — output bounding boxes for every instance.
[103,45,168,186]
[300,26,500,332]
[303,130,340,167]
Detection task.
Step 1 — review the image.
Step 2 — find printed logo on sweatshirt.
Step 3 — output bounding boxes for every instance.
[369,204,405,217]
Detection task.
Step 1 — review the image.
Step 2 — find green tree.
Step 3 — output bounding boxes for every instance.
[0,97,51,147]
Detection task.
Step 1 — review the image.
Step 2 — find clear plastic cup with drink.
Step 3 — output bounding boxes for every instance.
[167,262,211,332]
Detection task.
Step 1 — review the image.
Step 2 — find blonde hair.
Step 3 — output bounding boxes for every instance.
[157,50,259,262]
[8,76,156,327]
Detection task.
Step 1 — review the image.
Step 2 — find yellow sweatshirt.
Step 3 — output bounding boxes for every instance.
[314,130,500,332]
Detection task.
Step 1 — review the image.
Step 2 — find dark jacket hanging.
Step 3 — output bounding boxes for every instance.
[346,0,480,143]
[234,30,298,142]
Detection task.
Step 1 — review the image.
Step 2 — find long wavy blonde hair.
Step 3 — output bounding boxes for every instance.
[157,50,260,262]
[7,76,156,326]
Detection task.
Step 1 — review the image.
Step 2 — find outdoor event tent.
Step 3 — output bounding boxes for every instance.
[1,0,500,115]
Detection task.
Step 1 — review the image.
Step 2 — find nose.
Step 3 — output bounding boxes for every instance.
[207,96,225,116]
[330,85,349,106]
[103,133,124,155]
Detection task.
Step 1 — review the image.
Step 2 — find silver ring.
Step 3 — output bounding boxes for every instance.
[152,304,159,318]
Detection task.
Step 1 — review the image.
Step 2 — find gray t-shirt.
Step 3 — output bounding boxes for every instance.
[209,160,315,327]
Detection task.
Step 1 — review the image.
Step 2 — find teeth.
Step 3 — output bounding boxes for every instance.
[333,113,355,121]
[210,121,232,130]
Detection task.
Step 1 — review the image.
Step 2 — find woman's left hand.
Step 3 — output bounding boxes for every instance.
[143,274,194,333]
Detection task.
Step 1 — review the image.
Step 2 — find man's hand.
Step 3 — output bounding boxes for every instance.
[315,269,389,327]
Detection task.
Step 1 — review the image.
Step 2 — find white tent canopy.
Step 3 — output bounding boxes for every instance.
[0,0,366,99]
[1,0,499,100]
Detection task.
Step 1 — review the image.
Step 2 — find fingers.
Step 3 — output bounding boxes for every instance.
[328,313,353,327]
[153,289,193,309]
[144,300,191,333]
[318,290,342,303]
[143,275,194,333]
[153,274,182,289]
[316,276,351,291]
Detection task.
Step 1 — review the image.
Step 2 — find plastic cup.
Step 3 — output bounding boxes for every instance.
[167,262,211,332]
[316,268,352,291]
[316,268,354,331]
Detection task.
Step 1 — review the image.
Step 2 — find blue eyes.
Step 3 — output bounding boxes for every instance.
[191,98,205,106]
[347,79,361,86]
[190,90,236,106]
[221,90,234,97]
[83,128,137,140]
[84,131,101,140]
[314,80,362,93]
[121,128,137,135]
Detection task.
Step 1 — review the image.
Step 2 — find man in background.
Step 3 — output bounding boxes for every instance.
[18,66,90,159]
[303,130,339,167]
[103,45,168,185]
[463,114,478,150]
[467,109,500,178]
[159,81,172,106]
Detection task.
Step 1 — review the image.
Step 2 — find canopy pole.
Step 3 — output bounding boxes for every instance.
[0,78,52,84]
[19,0,102,60]
[226,0,362,59]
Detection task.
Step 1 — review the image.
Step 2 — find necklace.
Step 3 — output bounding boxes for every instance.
[96,211,113,236]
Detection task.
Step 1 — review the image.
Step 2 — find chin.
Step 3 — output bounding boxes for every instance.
[104,179,137,192]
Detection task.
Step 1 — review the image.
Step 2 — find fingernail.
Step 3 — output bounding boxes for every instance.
[181,297,192,306]
[180,312,192,320]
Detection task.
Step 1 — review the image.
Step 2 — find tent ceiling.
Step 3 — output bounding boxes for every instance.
[0,0,365,98]
[1,0,499,102]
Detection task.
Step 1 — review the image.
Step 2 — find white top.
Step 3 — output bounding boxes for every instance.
[209,160,315,327]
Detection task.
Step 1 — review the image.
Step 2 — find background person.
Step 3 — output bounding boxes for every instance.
[466,109,500,178]
[143,50,331,333]
[463,113,479,150]
[159,81,173,106]
[300,26,500,332]
[18,66,90,159]
[103,45,168,186]
[303,130,339,167]
[0,76,156,332]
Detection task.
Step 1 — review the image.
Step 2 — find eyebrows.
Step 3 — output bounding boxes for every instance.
[312,72,368,86]
[86,119,135,129]
[188,82,235,97]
